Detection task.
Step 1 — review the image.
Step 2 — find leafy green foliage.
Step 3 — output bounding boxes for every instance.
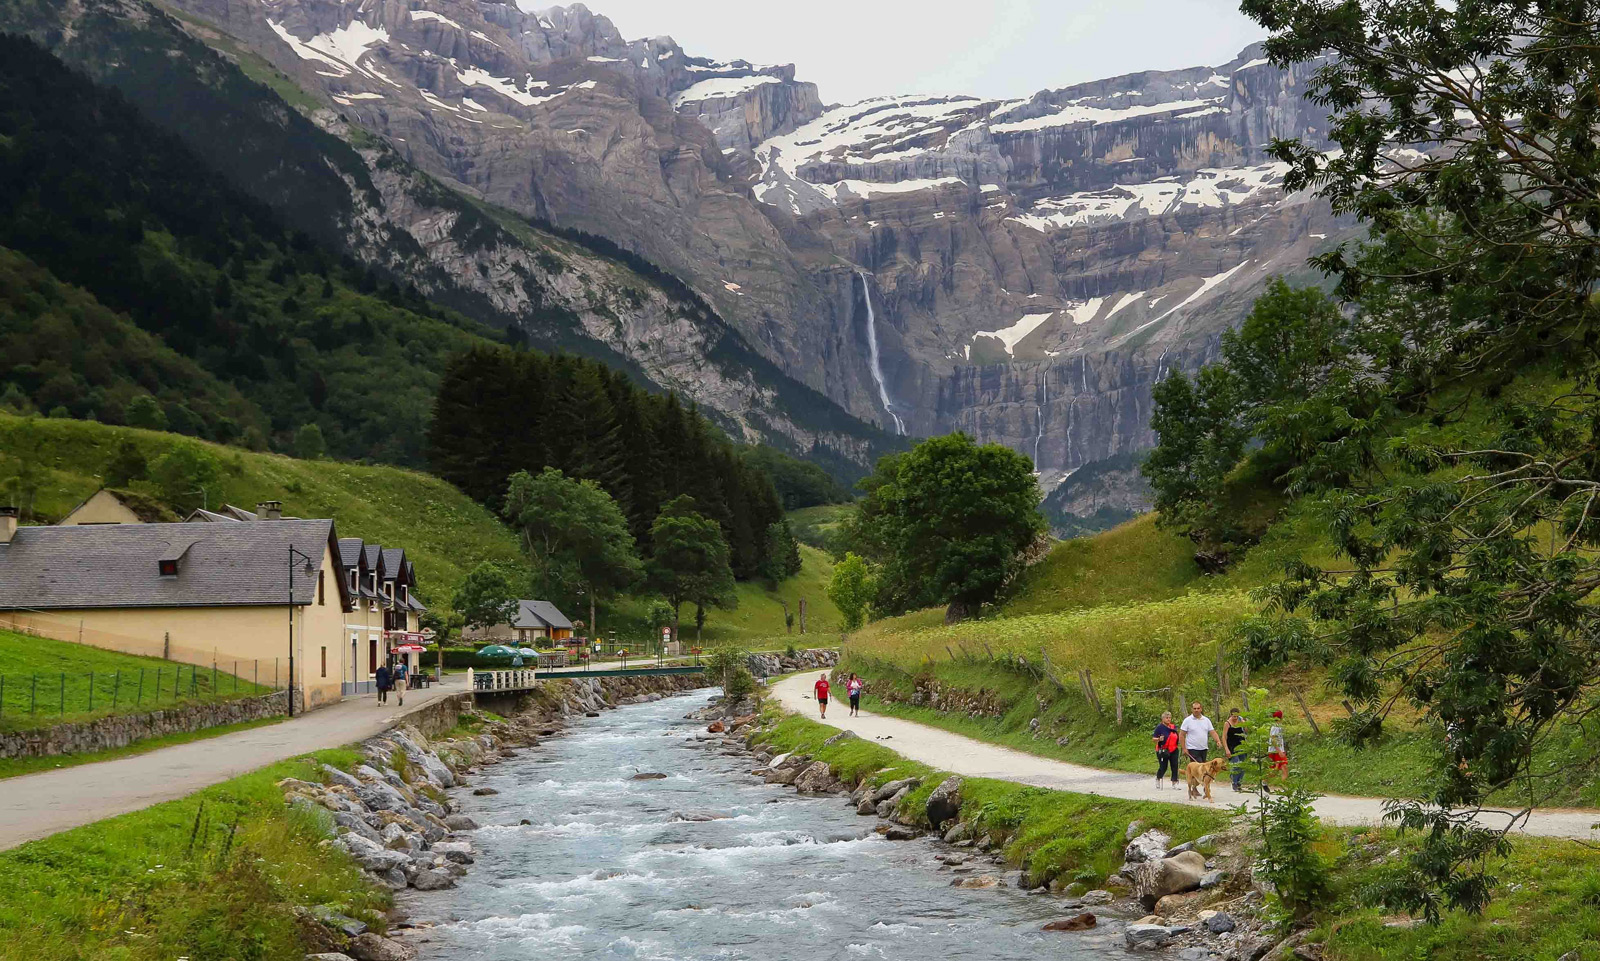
[1215,0,1600,919]
[739,446,850,509]
[501,467,643,613]
[1255,788,1332,921]
[760,521,803,585]
[827,552,876,631]
[451,562,520,631]
[843,434,1045,617]
[148,446,221,512]
[706,646,756,703]
[648,496,738,632]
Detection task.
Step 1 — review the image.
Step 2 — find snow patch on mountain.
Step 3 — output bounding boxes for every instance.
[670,75,780,107]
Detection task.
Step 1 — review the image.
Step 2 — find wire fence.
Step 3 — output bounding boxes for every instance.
[0,660,282,726]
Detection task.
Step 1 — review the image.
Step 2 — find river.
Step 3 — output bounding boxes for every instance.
[400,690,1132,959]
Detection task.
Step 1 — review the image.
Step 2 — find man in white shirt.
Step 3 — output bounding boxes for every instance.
[1180,701,1224,762]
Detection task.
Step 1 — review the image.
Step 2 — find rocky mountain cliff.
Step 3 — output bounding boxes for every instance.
[131,0,1348,506]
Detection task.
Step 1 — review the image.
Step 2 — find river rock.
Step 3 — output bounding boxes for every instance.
[823,730,859,747]
[1042,912,1097,931]
[333,811,384,845]
[672,811,730,822]
[347,933,417,961]
[306,955,355,961]
[1124,924,1176,951]
[631,772,669,780]
[1125,829,1171,863]
[871,777,919,803]
[443,814,480,831]
[1132,850,1206,908]
[1080,890,1115,906]
[473,787,500,795]
[856,795,878,815]
[793,761,844,794]
[1199,869,1228,889]
[881,824,921,841]
[1155,891,1207,917]
[875,786,910,818]
[950,874,1006,889]
[1206,911,1236,934]
[411,867,456,891]
[322,765,364,791]
[943,820,974,843]
[925,776,963,831]
[337,834,411,873]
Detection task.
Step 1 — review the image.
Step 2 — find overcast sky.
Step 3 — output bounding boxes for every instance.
[561,0,1266,105]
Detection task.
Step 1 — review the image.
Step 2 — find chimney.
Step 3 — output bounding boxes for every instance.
[257,501,283,521]
[0,506,16,544]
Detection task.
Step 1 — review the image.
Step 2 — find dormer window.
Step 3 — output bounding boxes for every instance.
[157,539,195,578]
[348,570,357,594]
[402,585,409,604]
[383,581,394,601]
[158,559,179,577]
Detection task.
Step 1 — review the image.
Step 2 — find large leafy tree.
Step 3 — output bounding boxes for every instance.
[451,562,519,632]
[648,495,737,638]
[1227,0,1600,919]
[827,552,876,632]
[502,467,643,636]
[846,433,1044,619]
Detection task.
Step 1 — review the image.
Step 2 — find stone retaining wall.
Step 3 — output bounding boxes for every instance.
[0,689,298,760]
[746,648,839,678]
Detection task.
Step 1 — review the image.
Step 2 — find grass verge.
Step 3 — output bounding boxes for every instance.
[0,628,272,732]
[754,710,1226,890]
[0,715,286,780]
[0,747,385,961]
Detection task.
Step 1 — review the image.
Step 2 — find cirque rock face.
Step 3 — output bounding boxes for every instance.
[162,0,1350,494]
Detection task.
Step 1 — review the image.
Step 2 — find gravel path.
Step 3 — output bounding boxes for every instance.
[770,673,1600,840]
[0,680,464,851]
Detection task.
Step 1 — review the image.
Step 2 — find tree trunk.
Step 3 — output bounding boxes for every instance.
[589,587,597,648]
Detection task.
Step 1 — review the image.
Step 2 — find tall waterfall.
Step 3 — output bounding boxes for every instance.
[1033,370,1047,473]
[856,270,905,436]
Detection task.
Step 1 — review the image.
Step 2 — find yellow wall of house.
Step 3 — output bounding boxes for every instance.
[59,490,143,526]
[0,544,351,709]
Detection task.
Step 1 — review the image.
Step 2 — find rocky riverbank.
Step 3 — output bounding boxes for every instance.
[278,674,708,961]
[690,689,1316,961]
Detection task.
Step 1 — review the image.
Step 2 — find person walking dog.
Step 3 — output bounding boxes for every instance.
[1180,701,1224,762]
[1153,711,1181,789]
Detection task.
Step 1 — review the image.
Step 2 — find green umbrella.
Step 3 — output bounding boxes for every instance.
[476,644,517,657]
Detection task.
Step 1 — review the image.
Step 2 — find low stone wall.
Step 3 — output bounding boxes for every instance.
[394,693,476,739]
[746,648,839,678]
[0,689,296,760]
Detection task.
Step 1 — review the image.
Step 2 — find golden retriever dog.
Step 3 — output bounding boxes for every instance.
[1185,757,1229,801]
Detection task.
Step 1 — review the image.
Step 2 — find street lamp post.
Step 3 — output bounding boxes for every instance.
[287,544,316,717]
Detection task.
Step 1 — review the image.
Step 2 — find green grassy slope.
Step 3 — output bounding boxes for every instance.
[0,629,269,732]
[0,413,528,607]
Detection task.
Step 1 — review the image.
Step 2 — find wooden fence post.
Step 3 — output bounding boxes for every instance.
[982,641,995,661]
[1083,669,1103,714]
[946,645,957,661]
[1115,687,1124,726]
[1217,644,1228,697]
[1294,691,1322,736]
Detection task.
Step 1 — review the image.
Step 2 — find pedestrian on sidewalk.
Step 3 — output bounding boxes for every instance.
[1180,701,1223,763]
[1153,711,1181,788]
[814,673,830,719]
[847,674,863,716]
[1267,711,1289,787]
[375,663,391,705]
[1224,707,1247,792]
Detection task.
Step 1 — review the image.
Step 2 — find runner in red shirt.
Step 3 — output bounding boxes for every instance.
[813,673,830,719]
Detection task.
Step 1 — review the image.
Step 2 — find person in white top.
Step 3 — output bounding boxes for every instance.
[1179,701,1224,763]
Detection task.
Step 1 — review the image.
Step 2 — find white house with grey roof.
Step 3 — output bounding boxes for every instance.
[461,599,575,645]
[0,508,356,710]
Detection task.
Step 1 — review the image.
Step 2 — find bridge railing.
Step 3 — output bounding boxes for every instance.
[466,667,538,693]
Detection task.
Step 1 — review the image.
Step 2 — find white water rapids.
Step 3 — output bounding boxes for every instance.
[856,270,905,436]
[400,692,1138,960]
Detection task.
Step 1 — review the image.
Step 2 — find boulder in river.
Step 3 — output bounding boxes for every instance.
[631,772,670,780]
[925,776,963,831]
[950,874,1006,889]
[672,811,730,822]
[1042,913,1097,931]
[793,761,844,794]
[881,824,921,840]
[1079,889,1115,906]
[706,721,726,733]
[870,777,919,803]
[472,787,500,796]
[443,814,480,831]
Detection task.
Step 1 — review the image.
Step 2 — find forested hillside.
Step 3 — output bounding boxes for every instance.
[0,34,497,463]
[429,348,791,582]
